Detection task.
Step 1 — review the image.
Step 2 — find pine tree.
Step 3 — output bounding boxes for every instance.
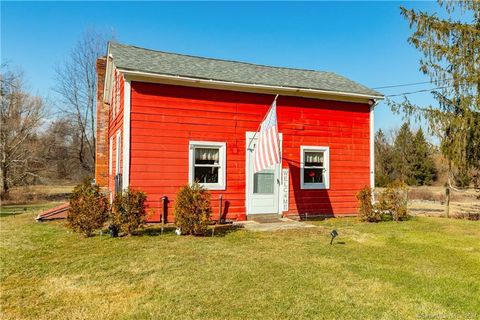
[374,129,394,187]
[392,123,415,184]
[411,128,437,185]
[392,1,480,216]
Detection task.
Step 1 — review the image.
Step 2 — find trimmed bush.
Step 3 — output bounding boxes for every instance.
[174,182,211,235]
[111,188,148,236]
[357,182,408,222]
[376,182,408,221]
[67,179,109,237]
[356,187,380,222]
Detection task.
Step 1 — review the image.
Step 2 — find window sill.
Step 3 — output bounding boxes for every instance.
[301,184,329,190]
[197,184,226,191]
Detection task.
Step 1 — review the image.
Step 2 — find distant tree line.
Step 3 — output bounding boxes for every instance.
[0,30,109,200]
[375,122,478,188]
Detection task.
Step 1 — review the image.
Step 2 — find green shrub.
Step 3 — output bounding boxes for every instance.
[376,182,408,221]
[111,188,148,236]
[173,182,211,235]
[454,169,471,188]
[356,187,380,222]
[67,179,109,237]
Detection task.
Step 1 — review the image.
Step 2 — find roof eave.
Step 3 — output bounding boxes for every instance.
[117,68,384,103]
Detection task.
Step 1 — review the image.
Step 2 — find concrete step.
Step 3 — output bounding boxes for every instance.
[248,214,282,223]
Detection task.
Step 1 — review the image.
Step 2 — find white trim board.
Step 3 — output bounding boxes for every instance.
[370,105,375,189]
[109,136,113,175]
[120,69,384,103]
[115,131,121,175]
[122,80,131,190]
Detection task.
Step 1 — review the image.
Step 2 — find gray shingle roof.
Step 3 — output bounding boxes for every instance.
[109,42,383,98]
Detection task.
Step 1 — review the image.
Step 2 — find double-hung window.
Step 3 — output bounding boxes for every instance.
[189,141,226,190]
[300,146,330,189]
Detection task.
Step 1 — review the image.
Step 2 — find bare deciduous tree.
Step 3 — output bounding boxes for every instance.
[54,29,110,174]
[1,66,46,199]
[37,117,77,180]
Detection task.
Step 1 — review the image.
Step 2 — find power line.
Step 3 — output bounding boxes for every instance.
[373,79,453,90]
[385,86,452,98]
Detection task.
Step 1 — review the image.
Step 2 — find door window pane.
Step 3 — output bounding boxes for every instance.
[254,170,274,194]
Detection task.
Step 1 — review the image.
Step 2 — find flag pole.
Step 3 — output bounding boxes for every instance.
[247,94,279,151]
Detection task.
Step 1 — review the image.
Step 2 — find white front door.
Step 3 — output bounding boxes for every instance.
[245,132,281,215]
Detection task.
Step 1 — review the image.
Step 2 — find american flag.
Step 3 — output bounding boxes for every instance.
[253,97,281,173]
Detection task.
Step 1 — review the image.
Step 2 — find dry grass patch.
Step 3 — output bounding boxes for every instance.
[2,184,74,205]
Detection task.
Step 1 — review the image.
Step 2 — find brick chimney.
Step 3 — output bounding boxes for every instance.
[95,57,109,187]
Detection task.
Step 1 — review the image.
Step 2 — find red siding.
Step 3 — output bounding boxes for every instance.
[128,82,371,222]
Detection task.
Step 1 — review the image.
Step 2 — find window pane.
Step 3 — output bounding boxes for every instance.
[194,166,219,184]
[195,148,219,165]
[303,168,324,184]
[254,170,275,194]
[305,151,324,167]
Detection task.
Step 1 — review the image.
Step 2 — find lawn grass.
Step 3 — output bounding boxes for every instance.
[1,204,479,319]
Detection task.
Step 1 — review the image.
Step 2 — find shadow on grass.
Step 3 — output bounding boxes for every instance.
[210,224,243,237]
[0,203,59,218]
[135,226,177,236]
[0,207,30,218]
[133,223,243,238]
[380,214,414,222]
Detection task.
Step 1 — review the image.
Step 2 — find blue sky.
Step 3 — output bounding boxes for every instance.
[2,1,448,135]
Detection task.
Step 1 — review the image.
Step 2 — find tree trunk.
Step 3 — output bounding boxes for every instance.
[445,185,450,218]
[445,161,451,218]
[1,163,9,199]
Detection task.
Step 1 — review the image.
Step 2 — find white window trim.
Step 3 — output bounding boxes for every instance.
[122,80,131,190]
[370,105,375,189]
[300,146,330,190]
[115,130,121,175]
[189,141,226,190]
[109,136,113,175]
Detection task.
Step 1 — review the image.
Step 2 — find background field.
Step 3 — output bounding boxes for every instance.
[402,186,479,217]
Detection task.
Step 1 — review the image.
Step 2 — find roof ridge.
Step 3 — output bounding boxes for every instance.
[109,41,334,75]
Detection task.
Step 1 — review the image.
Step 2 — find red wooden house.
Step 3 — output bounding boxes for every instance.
[95,43,383,222]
